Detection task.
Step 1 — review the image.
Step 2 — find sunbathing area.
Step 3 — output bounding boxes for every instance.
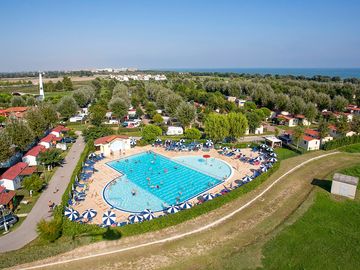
[66,138,277,226]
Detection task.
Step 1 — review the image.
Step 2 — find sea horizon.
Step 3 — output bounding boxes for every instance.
[151,67,360,79]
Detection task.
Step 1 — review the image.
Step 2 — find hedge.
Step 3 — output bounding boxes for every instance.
[58,158,280,238]
[322,135,360,150]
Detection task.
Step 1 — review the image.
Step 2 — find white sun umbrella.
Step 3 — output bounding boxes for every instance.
[269,152,277,157]
[260,166,268,172]
[155,138,162,143]
[260,144,267,148]
[82,209,97,220]
[180,139,186,143]
[222,147,229,151]
[180,201,192,210]
[141,209,155,220]
[266,147,274,152]
[234,148,241,153]
[269,157,277,163]
[102,210,116,226]
[205,139,213,147]
[128,214,143,223]
[242,175,252,182]
[64,207,79,221]
[166,205,180,214]
[203,193,215,201]
[130,138,137,146]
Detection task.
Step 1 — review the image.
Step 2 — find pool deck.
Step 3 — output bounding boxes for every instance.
[72,146,261,224]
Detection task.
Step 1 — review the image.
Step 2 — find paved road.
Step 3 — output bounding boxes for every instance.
[0,134,85,253]
[239,135,265,142]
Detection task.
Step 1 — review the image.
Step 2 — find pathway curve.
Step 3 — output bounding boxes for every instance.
[0,133,85,253]
[17,151,339,269]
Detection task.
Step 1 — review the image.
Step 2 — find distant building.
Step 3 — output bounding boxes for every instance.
[94,135,131,157]
[245,125,264,135]
[331,173,358,199]
[166,126,184,136]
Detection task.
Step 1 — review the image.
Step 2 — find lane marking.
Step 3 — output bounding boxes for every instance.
[20,152,339,270]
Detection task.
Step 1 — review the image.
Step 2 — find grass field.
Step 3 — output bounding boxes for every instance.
[261,191,360,270]
[340,143,360,153]
[275,147,299,160]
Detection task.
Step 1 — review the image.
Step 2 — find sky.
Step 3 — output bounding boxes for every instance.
[0,0,360,71]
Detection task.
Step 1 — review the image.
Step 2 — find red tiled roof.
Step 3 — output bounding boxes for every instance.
[329,124,337,131]
[19,166,37,176]
[294,114,305,119]
[0,162,28,180]
[51,125,69,133]
[4,107,28,113]
[277,114,293,121]
[0,186,5,193]
[0,190,16,205]
[40,134,56,143]
[305,129,320,137]
[94,135,129,145]
[303,135,318,141]
[24,145,46,157]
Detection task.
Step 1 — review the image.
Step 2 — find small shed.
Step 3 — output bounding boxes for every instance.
[331,173,358,199]
[264,136,282,148]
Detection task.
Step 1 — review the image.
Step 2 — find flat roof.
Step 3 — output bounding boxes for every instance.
[333,173,359,186]
[264,136,282,143]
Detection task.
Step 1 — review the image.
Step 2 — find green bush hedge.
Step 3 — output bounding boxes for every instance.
[322,135,360,150]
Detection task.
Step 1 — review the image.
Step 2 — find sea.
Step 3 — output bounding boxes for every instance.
[154,68,360,79]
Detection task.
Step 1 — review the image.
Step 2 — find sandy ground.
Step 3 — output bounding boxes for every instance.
[72,146,261,224]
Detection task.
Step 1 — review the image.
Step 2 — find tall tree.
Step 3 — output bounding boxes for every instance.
[318,118,329,139]
[10,96,26,107]
[165,94,183,117]
[62,76,73,91]
[109,98,128,121]
[5,118,35,151]
[351,115,360,134]
[89,104,107,126]
[25,107,48,138]
[227,112,248,140]
[335,115,350,136]
[293,126,304,149]
[246,111,262,133]
[304,102,318,123]
[204,113,230,142]
[141,124,162,142]
[57,96,78,118]
[176,102,196,128]
[332,95,348,112]
[38,149,63,170]
[0,130,13,162]
[39,103,58,128]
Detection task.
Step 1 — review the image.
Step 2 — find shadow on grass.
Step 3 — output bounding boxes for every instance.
[102,227,122,240]
[311,178,332,192]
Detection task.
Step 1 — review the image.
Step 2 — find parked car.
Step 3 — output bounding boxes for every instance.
[0,213,18,231]
[63,137,76,143]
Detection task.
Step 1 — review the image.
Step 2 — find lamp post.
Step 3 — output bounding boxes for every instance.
[0,205,8,233]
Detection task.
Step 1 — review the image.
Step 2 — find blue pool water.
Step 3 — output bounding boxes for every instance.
[103,152,232,213]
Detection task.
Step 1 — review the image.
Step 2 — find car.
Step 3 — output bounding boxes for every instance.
[63,137,76,144]
[0,213,18,231]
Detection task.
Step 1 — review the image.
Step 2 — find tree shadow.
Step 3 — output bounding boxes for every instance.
[102,227,122,240]
[311,178,332,193]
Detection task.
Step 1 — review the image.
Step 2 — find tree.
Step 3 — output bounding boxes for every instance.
[316,93,331,111]
[26,96,37,106]
[136,107,144,118]
[37,219,62,242]
[260,107,271,119]
[293,126,304,149]
[83,125,114,142]
[25,107,48,138]
[332,95,348,112]
[23,174,44,193]
[38,149,63,170]
[152,113,163,125]
[10,96,26,107]
[351,115,360,134]
[141,124,162,142]
[227,112,248,140]
[55,80,63,91]
[112,83,129,102]
[184,128,201,140]
[290,96,306,115]
[72,89,88,107]
[0,130,13,162]
[246,111,262,133]
[165,94,183,117]
[318,118,329,139]
[304,102,318,123]
[5,118,35,151]
[145,102,157,118]
[39,103,58,128]
[57,96,78,119]
[204,113,230,142]
[109,98,128,121]
[62,76,73,91]
[335,115,350,136]
[45,81,55,92]
[244,101,257,111]
[176,102,196,128]
[89,104,107,126]
[274,128,280,137]
[275,93,290,111]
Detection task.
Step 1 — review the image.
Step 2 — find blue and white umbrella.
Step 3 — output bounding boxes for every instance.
[82,209,97,220]
[88,153,96,159]
[260,144,267,148]
[266,147,274,152]
[203,193,215,201]
[242,175,253,183]
[196,144,202,148]
[155,138,162,143]
[175,141,182,147]
[130,138,137,146]
[180,201,192,210]
[64,207,79,221]
[166,205,180,214]
[269,157,277,163]
[102,210,116,226]
[141,209,155,220]
[128,214,143,223]
[205,140,213,147]
[260,166,268,172]
[269,152,277,157]
[234,148,241,153]
[254,156,264,161]
[180,139,186,143]
[222,147,229,151]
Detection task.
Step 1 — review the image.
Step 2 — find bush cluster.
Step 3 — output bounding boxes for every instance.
[322,135,360,150]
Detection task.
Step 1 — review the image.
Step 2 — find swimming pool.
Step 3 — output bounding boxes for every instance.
[103,152,232,213]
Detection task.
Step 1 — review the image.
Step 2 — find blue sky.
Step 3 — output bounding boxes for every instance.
[0,0,359,71]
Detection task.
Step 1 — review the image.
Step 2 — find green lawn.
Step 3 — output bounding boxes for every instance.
[339,143,360,153]
[261,191,360,270]
[340,164,360,189]
[275,147,300,160]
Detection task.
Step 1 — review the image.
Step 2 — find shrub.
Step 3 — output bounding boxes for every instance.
[322,135,360,150]
[22,174,44,193]
[141,124,162,142]
[37,218,62,242]
[185,128,202,140]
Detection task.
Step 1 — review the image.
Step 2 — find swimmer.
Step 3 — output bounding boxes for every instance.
[156,185,159,189]
[164,168,168,173]
[174,166,178,169]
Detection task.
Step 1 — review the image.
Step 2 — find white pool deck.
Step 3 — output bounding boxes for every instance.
[72,145,261,224]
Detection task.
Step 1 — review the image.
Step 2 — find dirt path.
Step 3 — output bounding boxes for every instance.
[11,151,359,270]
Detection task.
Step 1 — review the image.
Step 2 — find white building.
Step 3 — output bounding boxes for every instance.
[94,135,131,157]
[0,162,28,190]
[245,125,264,135]
[166,126,184,136]
[22,145,46,166]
